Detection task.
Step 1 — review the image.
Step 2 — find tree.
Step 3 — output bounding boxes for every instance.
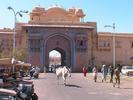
[15,49,27,61]
[0,51,11,58]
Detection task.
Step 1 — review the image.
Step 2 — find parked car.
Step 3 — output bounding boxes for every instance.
[121,66,133,76]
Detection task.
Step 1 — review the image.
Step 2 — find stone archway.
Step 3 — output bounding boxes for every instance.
[44,34,73,72]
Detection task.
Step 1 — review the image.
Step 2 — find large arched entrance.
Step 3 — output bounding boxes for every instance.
[44,34,73,72]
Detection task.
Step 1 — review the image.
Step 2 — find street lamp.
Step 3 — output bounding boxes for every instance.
[8,6,28,72]
[104,23,116,68]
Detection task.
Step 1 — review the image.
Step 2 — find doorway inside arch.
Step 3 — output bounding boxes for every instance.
[48,48,66,72]
[49,50,61,66]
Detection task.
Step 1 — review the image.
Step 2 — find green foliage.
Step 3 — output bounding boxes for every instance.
[0,48,27,61]
[15,49,27,61]
[0,52,11,58]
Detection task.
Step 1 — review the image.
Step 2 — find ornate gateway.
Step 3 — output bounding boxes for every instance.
[23,6,97,72]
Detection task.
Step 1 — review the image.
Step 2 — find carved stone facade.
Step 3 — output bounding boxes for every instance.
[22,6,97,72]
[29,6,85,24]
[95,32,133,66]
[23,25,96,72]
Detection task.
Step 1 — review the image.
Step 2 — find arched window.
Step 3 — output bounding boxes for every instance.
[80,40,83,46]
[76,34,87,52]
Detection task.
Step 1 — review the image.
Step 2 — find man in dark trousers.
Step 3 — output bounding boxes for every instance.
[109,65,114,83]
[113,64,121,88]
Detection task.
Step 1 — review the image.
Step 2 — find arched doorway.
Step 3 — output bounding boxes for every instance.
[44,34,73,72]
[49,48,66,66]
[48,48,66,72]
[49,50,61,66]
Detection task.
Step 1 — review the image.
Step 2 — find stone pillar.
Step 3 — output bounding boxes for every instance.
[40,39,45,72]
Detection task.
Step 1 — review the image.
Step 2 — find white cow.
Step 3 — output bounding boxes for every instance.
[55,66,71,85]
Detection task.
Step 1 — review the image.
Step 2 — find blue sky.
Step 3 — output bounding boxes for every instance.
[0,0,133,33]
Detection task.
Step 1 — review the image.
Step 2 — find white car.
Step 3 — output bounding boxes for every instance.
[121,66,133,76]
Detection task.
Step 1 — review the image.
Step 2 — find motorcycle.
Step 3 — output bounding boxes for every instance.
[30,67,40,79]
[0,88,17,100]
[0,84,38,100]
[15,81,38,100]
[33,71,39,79]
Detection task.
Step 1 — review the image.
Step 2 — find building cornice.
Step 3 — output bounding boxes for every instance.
[0,32,14,34]
[23,23,96,29]
[98,32,133,38]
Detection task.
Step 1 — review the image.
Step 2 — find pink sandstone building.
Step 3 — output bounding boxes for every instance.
[0,6,133,72]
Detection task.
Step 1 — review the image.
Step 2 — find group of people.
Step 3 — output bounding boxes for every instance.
[82,64,121,88]
[100,64,117,83]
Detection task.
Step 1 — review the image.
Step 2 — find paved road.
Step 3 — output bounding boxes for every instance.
[33,73,133,100]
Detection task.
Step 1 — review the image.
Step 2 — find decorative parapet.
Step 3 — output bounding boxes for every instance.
[29,6,85,24]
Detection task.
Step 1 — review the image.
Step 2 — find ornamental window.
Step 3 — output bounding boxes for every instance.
[131,42,133,48]
[76,34,88,52]
[116,41,121,48]
[98,41,110,47]
[29,39,40,52]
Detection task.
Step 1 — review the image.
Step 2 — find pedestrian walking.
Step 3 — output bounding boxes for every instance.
[101,64,108,82]
[113,65,121,88]
[93,66,98,82]
[82,66,87,77]
[109,65,114,83]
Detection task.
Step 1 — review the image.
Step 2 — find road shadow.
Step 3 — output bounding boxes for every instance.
[96,81,112,84]
[96,81,102,83]
[27,77,47,80]
[120,87,133,90]
[65,84,82,88]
